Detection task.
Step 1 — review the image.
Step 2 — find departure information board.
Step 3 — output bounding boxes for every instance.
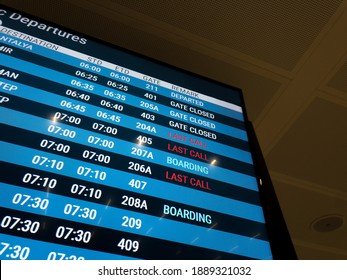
[0,6,273,260]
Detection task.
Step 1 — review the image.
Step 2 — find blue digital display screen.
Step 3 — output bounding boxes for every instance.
[0,6,273,260]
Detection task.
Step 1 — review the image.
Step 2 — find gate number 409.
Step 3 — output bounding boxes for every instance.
[117,238,139,252]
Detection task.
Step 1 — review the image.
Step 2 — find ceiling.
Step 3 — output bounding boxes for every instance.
[2,0,347,259]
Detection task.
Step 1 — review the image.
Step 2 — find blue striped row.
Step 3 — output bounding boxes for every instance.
[0,183,272,260]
